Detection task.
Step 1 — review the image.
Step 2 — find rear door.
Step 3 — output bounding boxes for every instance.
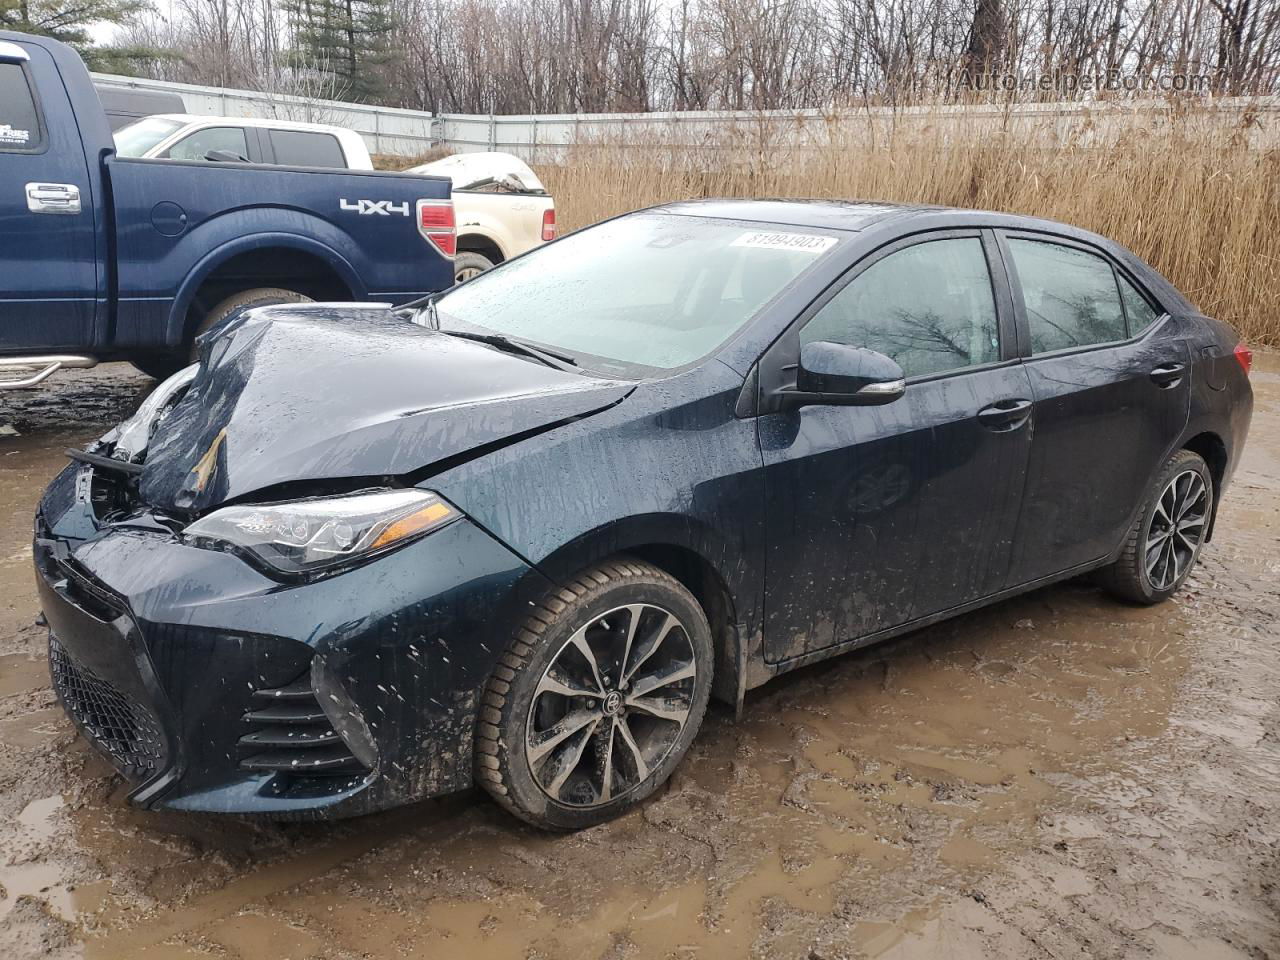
[998,231,1190,585]
[0,40,99,352]
[760,230,1035,662]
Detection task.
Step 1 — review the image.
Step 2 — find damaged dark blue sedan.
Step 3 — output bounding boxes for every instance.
[35,200,1253,829]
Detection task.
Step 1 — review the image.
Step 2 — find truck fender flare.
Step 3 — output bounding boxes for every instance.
[453,221,510,261]
[168,232,367,345]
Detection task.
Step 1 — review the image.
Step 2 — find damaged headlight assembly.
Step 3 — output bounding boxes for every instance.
[110,363,199,461]
[183,488,460,576]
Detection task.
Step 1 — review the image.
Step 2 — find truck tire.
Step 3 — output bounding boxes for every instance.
[131,287,311,379]
[454,252,495,284]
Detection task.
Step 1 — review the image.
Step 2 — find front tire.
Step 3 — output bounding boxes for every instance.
[475,558,713,830]
[1099,449,1213,604]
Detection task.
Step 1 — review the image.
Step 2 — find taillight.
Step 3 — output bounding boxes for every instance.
[417,200,456,258]
[1234,342,1253,375]
[541,207,557,242]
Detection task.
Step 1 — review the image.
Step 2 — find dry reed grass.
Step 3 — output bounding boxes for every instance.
[539,103,1280,345]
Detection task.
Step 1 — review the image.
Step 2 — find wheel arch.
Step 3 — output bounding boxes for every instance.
[533,520,755,711]
[168,234,365,346]
[456,229,507,265]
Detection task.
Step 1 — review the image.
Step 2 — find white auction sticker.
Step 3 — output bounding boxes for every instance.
[731,231,837,254]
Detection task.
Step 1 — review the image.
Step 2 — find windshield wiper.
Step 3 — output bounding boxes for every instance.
[439,330,579,372]
[397,297,578,371]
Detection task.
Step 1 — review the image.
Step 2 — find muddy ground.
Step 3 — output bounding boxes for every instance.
[0,359,1277,960]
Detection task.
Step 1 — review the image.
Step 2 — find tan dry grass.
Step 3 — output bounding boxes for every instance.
[539,104,1280,345]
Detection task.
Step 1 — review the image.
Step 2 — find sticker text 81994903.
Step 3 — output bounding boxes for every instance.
[731,232,838,254]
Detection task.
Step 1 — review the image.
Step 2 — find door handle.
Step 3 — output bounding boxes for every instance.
[25,182,82,215]
[977,398,1033,431]
[1149,362,1185,387]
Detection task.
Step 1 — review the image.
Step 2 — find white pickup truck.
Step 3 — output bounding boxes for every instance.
[113,112,557,284]
[406,152,558,282]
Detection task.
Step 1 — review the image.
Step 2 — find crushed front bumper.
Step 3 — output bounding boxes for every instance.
[35,462,546,818]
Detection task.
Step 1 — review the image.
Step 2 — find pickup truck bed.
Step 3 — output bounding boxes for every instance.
[0,30,455,383]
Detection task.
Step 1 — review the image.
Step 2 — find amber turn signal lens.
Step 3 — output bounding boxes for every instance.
[370,501,456,549]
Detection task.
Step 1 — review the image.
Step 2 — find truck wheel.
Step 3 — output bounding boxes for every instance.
[130,288,311,380]
[454,252,495,284]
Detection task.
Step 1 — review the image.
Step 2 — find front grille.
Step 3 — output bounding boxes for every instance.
[49,636,166,782]
[239,672,366,776]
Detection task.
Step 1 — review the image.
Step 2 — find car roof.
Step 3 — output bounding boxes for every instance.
[148,114,355,136]
[651,197,1196,316]
[651,197,1079,236]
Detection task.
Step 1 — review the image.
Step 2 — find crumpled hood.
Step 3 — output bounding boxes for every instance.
[139,304,630,514]
[406,152,547,193]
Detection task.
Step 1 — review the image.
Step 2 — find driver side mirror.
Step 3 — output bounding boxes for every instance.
[204,149,249,163]
[788,341,905,408]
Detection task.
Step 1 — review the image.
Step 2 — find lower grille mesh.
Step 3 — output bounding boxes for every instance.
[49,636,166,782]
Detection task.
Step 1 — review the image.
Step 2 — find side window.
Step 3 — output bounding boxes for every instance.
[1117,273,1162,334]
[1007,239,1126,353]
[164,126,249,162]
[0,62,43,153]
[269,130,346,168]
[801,237,999,378]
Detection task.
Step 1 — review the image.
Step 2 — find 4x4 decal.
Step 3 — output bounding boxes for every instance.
[340,198,411,216]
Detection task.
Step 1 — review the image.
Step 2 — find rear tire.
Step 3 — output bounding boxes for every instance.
[453,252,495,284]
[1098,449,1213,604]
[130,287,311,379]
[475,558,713,831]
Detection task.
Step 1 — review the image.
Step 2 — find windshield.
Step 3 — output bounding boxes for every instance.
[113,117,182,157]
[433,213,839,375]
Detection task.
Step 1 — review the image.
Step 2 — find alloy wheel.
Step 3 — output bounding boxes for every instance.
[1145,469,1208,590]
[525,603,697,808]
[455,266,485,283]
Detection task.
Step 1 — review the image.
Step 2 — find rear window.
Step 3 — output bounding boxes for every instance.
[1118,273,1163,334]
[269,130,346,168]
[0,62,42,153]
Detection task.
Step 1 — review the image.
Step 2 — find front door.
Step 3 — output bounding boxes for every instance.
[998,233,1191,584]
[0,41,99,353]
[760,231,1035,663]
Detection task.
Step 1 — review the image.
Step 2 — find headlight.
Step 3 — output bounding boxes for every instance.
[112,364,199,461]
[184,488,459,575]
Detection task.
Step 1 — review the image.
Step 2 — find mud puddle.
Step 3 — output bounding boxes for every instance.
[0,359,1277,959]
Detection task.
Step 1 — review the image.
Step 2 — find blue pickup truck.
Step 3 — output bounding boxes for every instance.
[0,30,455,384]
